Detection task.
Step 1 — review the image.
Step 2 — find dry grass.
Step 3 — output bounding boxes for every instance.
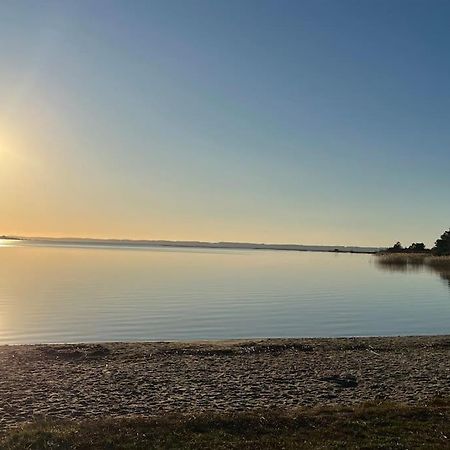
[376,253,450,269]
[375,254,450,286]
[1,400,449,449]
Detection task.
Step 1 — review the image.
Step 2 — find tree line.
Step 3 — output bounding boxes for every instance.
[386,228,450,256]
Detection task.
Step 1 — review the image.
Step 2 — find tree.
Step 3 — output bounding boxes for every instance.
[386,242,403,252]
[408,242,426,252]
[433,229,450,256]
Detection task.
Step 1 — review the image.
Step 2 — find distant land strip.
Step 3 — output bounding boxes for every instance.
[1,236,382,254]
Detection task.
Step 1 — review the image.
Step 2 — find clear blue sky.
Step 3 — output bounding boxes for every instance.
[1,0,449,246]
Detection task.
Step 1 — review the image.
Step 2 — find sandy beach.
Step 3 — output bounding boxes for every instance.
[0,336,449,429]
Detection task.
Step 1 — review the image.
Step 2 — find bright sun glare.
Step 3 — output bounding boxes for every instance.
[0,131,22,167]
[0,132,12,157]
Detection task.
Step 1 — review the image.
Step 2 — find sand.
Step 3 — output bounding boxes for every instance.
[0,336,449,428]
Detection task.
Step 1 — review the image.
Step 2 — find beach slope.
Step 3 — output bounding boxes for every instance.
[0,336,449,429]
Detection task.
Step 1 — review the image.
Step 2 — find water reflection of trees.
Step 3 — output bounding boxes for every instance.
[374,255,450,290]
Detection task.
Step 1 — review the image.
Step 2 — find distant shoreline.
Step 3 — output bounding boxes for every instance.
[1,236,382,254]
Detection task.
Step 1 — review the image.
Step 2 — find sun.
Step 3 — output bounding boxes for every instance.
[0,136,12,162]
[0,131,20,177]
[0,127,23,161]
[0,128,14,154]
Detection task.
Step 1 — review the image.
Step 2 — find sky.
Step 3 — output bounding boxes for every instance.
[1,0,449,247]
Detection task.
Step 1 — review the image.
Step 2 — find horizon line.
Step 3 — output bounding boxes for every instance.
[1,235,383,252]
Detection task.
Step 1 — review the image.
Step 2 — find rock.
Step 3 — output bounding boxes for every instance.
[321,374,358,388]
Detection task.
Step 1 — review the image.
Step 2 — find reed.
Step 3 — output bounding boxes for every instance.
[376,253,450,268]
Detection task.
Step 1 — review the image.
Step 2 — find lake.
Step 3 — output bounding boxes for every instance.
[0,239,448,344]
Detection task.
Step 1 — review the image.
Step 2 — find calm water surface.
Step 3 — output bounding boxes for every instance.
[0,240,449,344]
